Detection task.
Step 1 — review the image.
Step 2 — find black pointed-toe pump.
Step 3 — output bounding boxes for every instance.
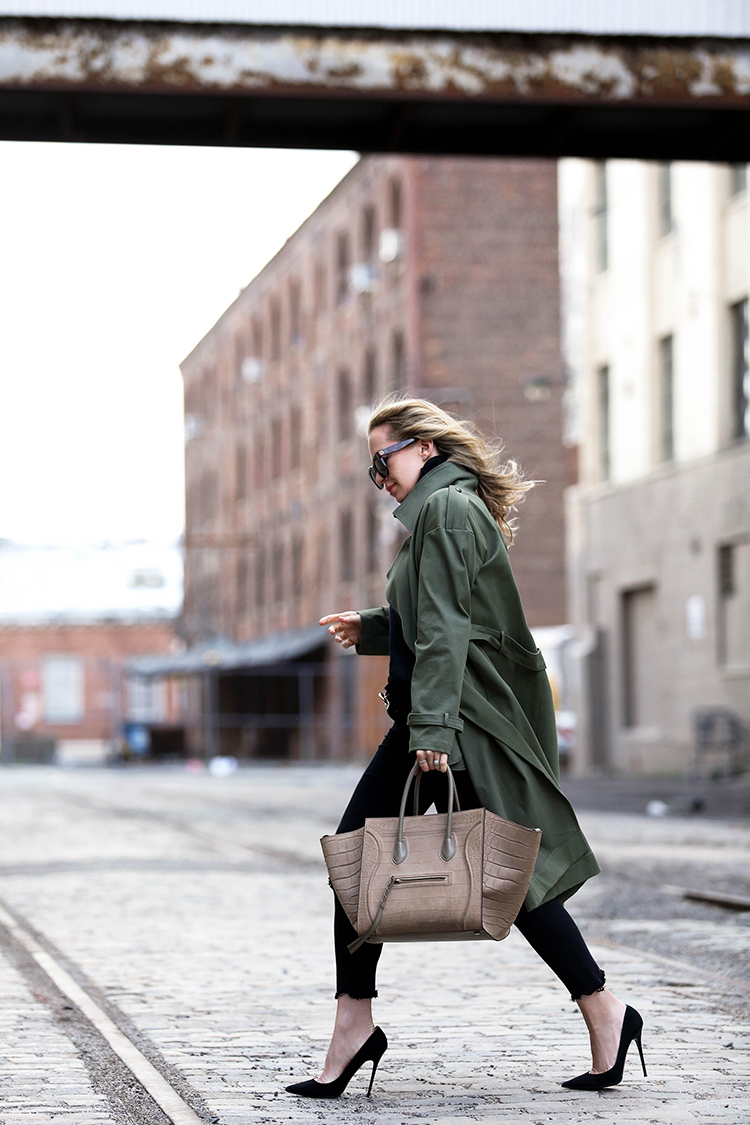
[562,1005,647,1091]
[286,1026,388,1099]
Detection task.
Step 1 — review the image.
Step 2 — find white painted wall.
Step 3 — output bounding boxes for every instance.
[560,157,750,488]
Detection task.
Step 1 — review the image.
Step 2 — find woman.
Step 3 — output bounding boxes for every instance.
[287,397,646,1099]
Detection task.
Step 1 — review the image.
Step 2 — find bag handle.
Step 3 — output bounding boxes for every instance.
[392,763,459,865]
[411,766,462,817]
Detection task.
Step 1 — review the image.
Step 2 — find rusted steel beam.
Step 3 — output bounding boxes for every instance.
[2,19,750,157]
[1,19,750,106]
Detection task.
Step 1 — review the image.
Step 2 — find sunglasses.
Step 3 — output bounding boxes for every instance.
[368,438,416,488]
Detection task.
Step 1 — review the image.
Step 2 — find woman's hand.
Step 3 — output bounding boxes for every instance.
[319,612,362,649]
[415,750,448,773]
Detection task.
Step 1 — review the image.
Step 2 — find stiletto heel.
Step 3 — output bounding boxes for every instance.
[286,1026,388,1099]
[561,1005,647,1091]
[366,1056,380,1097]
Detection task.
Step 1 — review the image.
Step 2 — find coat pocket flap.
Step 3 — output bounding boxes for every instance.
[469,625,546,671]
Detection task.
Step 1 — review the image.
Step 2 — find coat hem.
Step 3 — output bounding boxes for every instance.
[524,831,600,910]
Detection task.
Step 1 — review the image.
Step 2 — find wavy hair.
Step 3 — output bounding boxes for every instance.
[367,395,536,543]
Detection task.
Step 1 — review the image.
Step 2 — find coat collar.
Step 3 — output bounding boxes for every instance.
[393,460,478,533]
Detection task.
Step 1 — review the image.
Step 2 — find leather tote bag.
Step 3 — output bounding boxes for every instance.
[321,764,541,953]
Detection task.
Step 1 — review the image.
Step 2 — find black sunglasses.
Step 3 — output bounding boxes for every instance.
[368,438,416,488]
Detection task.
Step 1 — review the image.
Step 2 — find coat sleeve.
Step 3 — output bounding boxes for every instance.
[357,606,390,655]
[408,524,477,756]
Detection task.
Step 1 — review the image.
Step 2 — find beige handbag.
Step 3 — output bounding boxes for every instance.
[321,764,541,953]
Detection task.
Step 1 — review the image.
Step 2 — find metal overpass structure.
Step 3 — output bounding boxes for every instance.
[1,1,750,158]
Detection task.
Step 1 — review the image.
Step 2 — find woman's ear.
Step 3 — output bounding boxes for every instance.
[419,440,434,461]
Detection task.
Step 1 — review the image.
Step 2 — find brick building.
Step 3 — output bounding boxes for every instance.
[178,156,568,761]
[0,542,183,764]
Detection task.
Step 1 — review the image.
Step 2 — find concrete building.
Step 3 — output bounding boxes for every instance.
[177,155,570,761]
[560,159,750,775]
[0,541,183,764]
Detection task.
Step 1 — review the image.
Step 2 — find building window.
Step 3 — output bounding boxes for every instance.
[316,531,329,596]
[241,319,263,384]
[237,556,249,615]
[718,541,750,666]
[351,205,378,294]
[42,655,83,723]
[309,263,324,348]
[719,543,735,600]
[199,469,218,525]
[234,335,245,384]
[657,163,674,236]
[362,204,377,263]
[255,547,266,608]
[126,677,166,723]
[597,364,611,481]
[729,164,747,196]
[335,232,350,306]
[378,179,405,263]
[271,416,284,479]
[272,542,284,604]
[338,369,353,440]
[340,510,353,583]
[342,655,356,734]
[391,330,405,390]
[730,298,749,440]
[270,299,282,362]
[292,535,303,598]
[314,394,327,475]
[592,161,608,273]
[252,318,263,362]
[389,177,402,229]
[364,347,377,405]
[254,429,266,490]
[289,280,302,347]
[290,405,302,471]
[658,334,675,461]
[367,498,379,574]
[198,574,219,626]
[622,586,659,728]
[236,443,247,500]
[197,368,209,420]
[314,262,326,317]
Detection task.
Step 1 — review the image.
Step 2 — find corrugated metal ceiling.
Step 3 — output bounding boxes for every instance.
[1,0,749,37]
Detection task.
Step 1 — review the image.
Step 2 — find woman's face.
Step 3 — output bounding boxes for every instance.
[368,425,435,503]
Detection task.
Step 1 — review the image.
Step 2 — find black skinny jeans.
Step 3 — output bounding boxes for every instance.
[334,724,605,1003]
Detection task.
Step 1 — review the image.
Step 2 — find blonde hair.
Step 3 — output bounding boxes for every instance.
[368,395,535,543]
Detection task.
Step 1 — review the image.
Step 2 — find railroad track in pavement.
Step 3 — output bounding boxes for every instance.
[1,771,749,1124]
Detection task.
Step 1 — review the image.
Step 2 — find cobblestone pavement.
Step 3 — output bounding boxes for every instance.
[0,764,748,1125]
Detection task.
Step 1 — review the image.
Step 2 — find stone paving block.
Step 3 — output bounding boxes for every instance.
[0,953,117,1125]
[0,767,749,1125]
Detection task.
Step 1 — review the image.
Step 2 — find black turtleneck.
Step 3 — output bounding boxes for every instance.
[384,453,450,727]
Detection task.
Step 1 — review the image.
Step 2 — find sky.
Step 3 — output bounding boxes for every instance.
[0,142,358,546]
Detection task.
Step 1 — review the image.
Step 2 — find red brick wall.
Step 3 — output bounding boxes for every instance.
[413,158,567,626]
[0,621,179,744]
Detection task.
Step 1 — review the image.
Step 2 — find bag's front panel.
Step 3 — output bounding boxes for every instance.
[358,810,484,938]
[320,827,365,930]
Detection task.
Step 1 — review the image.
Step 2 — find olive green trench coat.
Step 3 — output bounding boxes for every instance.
[358,460,599,909]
